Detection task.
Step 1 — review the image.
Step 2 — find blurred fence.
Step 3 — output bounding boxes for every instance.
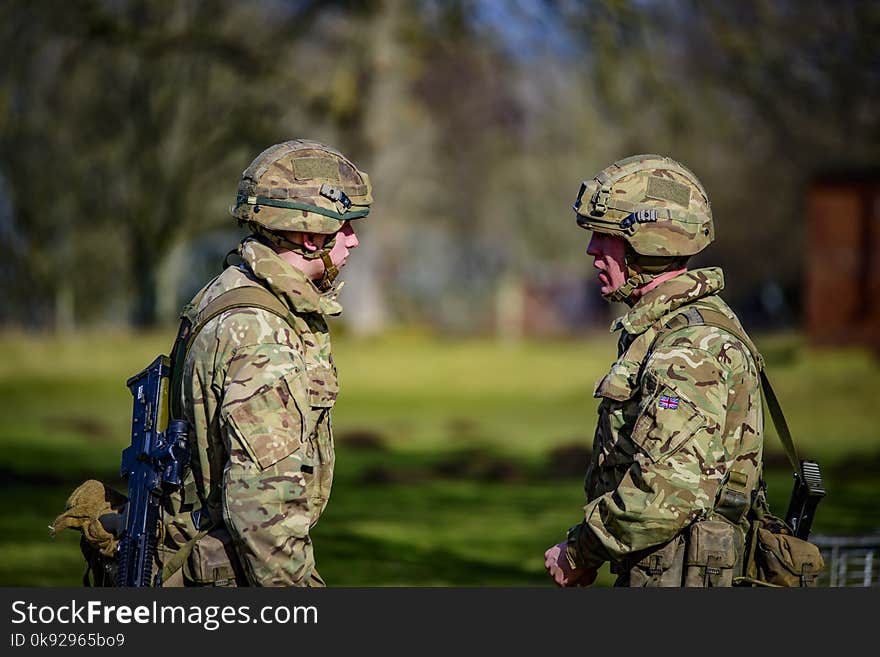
[812,535,880,587]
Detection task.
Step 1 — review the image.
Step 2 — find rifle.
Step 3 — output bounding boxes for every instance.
[116,355,190,587]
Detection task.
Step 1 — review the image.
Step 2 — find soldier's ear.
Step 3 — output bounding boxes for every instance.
[279,230,318,252]
[302,233,329,251]
[301,233,321,252]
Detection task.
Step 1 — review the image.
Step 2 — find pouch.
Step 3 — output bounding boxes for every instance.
[684,519,742,587]
[754,527,824,587]
[181,526,242,587]
[624,535,686,587]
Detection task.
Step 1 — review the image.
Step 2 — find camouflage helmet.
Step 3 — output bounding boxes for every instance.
[231,139,372,235]
[572,154,714,257]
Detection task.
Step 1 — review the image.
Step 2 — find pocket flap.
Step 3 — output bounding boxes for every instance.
[757,529,825,578]
[687,520,739,569]
[307,365,339,408]
[630,386,707,463]
[636,535,685,571]
[225,370,306,470]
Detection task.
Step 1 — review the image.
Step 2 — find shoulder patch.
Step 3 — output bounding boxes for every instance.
[658,395,680,410]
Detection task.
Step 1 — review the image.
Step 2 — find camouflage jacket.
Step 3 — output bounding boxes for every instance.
[565,267,764,573]
[161,237,340,586]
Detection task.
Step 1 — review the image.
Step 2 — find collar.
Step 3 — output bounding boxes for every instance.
[238,237,343,316]
[610,267,724,335]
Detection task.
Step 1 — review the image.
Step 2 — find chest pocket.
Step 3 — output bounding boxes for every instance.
[629,371,707,463]
[307,364,339,409]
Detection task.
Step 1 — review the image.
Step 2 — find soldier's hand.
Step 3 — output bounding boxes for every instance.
[544,542,598,587]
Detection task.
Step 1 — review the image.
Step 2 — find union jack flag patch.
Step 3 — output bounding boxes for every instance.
[658,395,679,410]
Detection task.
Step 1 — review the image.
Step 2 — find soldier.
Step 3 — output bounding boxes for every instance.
[156,139,373,586]
[543,154,766,587]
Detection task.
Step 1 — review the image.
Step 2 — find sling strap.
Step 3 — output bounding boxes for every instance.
[157,526,212,585]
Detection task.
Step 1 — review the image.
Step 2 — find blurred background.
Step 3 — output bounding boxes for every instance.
[1,0,878,586]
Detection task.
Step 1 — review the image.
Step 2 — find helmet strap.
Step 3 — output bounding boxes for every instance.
[248,223,302,252]
[296,234,339,291]
[628,252,689,275]
[601,248,689,305]
[602,271,655,305]
[601,246,658,306]
[248,223,339,290]
[315,250,339,292]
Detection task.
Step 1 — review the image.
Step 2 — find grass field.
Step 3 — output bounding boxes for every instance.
[1,329,878,586]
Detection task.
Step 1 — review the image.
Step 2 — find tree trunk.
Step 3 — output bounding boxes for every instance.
[130,231,159,328]
[54,281,75,333]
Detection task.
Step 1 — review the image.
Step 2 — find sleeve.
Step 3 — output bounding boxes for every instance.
[218,342,315,586]
[566,345,730,570]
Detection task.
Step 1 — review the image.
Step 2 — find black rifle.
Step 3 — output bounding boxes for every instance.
[116,355,190,587]
[785,459,825,540]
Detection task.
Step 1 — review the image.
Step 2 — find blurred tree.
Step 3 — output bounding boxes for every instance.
[553,0,880,321]
[280,0,528,332]
[689,1,880,160]
[653,0,879,318]
[1,0,876,332]
[0,0,335,327]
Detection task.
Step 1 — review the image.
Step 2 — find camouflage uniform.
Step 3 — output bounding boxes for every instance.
[158,140,371,587]
[563,155,764,586]
[159,238,341,586]
[564,267,764,584]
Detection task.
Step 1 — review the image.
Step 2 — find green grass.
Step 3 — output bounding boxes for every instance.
[0,329,878,586]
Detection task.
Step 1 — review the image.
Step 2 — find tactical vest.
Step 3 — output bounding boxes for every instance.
[606,301,824,586]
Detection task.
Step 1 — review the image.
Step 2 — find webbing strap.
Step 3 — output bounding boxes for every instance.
[247,183,369,199]
[158,527,210,585]
[602,198,699,224]
[184,286,296,352]
[656,305,800,475]
[236,194,370,221]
